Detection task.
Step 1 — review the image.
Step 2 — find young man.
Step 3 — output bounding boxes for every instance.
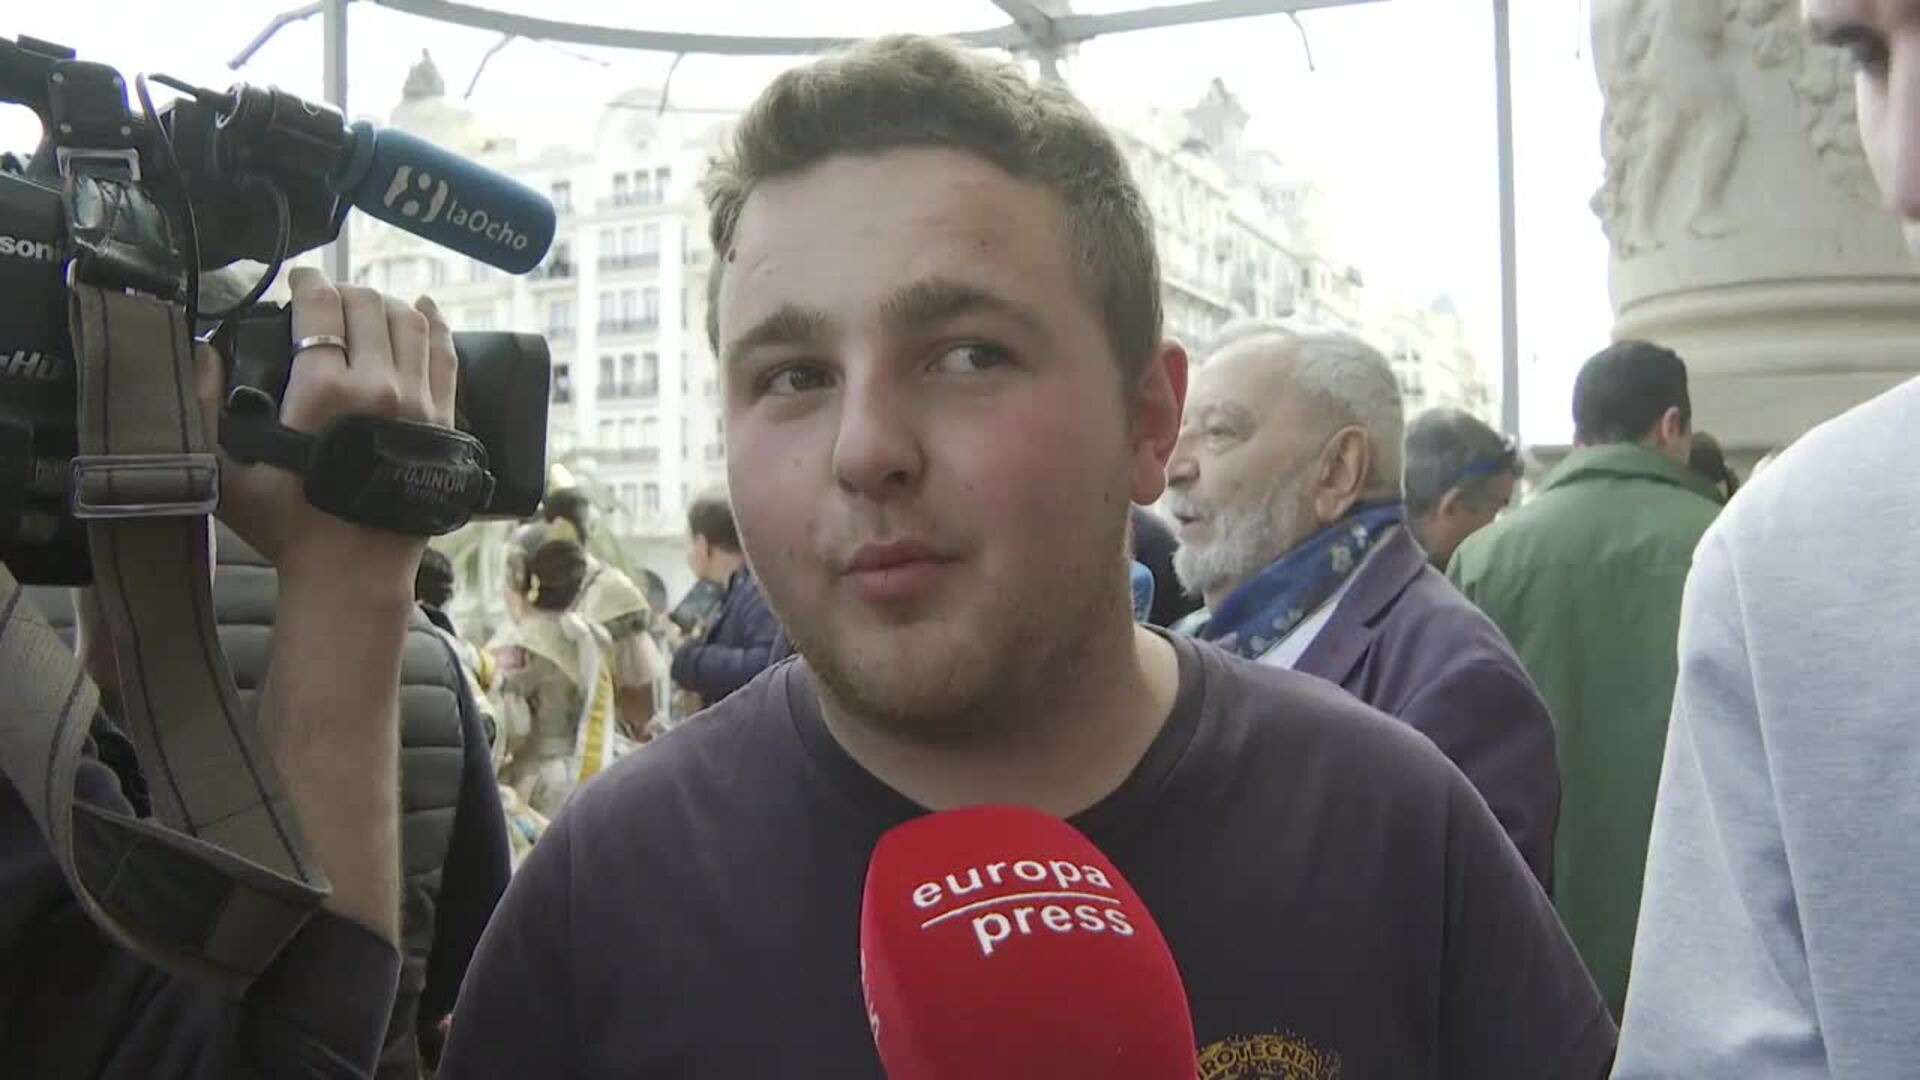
[440,37,1612,1076]
[1403,406,1523,569]
[668,493,788,708]
[1167,325,1558,889]
[1450,339,1722,1018]
[1616,3,1920,1072]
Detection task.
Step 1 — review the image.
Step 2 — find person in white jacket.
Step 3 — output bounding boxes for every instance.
[1615,4,1920,1075]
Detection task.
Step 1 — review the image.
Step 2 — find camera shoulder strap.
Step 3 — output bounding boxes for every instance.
[0,284,329,993]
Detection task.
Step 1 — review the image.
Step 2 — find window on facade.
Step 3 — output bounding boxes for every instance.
[643,483,661,512]
[428,260,447,287]
[641,417,659,446]
[619,226,639,256]
[612,172,630,203]
[620,289,639,320]
[641,352,659,391]
[599,355,615,392]
[620,418,637,448]
[641,223,659,256]
[598,292,617,324]
[550,180,572,213]
[551,362,572,404]
[619,353,637,391]
[597,418,614,446]
[641,287,659,324]
[548,298,574,336]
[387,260,419,297]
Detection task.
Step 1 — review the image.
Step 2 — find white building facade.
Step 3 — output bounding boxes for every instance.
[352,57,729,622]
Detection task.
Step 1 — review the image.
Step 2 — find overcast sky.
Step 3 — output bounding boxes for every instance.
[2,0,1612,442]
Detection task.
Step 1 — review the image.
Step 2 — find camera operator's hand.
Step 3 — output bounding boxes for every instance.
[183,265,456,944]
[196,265,457,584]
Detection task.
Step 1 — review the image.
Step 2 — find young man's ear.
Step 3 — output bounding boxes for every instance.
[1129,341,1189,506]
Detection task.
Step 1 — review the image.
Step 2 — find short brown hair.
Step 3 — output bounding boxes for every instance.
[703,35,1162,383]
[686,493,741,553]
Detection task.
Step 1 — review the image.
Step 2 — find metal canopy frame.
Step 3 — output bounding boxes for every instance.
[231,0,1522,435]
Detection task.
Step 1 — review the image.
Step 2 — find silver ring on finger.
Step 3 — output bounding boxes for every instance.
[292,333,350,359]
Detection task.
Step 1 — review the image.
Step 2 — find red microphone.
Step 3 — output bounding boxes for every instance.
[860,805,1198,1078]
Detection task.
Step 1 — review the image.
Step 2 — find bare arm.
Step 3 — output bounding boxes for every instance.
[261,570,412,939]
[205,268,458,941]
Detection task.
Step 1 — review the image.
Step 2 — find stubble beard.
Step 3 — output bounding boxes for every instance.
[784,512,1134,749]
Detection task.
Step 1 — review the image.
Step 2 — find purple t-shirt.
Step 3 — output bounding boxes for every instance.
[441,635,1615,1077]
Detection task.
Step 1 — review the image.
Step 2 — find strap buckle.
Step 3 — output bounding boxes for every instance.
[55,146,141,183]
[69,453,219,520]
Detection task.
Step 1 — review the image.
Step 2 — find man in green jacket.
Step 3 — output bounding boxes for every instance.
[1450,340,1720,1019]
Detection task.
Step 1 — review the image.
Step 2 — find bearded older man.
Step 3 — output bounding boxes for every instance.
[1167,323,1560,889]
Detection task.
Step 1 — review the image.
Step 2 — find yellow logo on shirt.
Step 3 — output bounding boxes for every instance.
[1197,1032,1342,1079]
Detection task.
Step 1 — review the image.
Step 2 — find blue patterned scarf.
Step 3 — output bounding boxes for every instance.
[1199,503,1405,661]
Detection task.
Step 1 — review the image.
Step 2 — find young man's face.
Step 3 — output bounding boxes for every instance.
[1810,0,1920,242]
[715,147,1183,736]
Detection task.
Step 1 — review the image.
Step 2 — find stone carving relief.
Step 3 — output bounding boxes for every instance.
[1593,0,1751,254]
[1593,0,1878,257]
[1741,0,1881,205]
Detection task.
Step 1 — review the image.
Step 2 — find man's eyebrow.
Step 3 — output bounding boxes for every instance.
[722,304,830,369]
[879,278,1048,337]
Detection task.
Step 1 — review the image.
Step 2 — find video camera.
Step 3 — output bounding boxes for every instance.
[0,34,556,585]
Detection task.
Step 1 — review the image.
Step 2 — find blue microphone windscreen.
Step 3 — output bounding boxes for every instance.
[350,127,555,274]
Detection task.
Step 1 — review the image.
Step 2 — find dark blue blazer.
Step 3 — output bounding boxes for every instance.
[670,567,790,705]
[1296,528,1560,892]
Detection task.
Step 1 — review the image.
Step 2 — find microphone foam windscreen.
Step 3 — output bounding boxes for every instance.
[860,804,1197,1079]
[350,125,556,273]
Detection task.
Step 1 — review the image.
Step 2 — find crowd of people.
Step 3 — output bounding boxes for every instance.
[7,2,1920,1074]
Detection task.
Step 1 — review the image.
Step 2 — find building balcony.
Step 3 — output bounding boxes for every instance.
[594,446,661,464]
[598,192,662,211]
[597,380,660,401]
[703,442,725,461]
[530,261,576,281]
[597,318,659,337]
[598,253,661,272]
[546,325,576,343]
[683,247,709,266]
[552,385,573,404]
[612,508,676,537]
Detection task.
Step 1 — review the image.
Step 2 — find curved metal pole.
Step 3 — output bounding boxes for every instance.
[228,1,326,70]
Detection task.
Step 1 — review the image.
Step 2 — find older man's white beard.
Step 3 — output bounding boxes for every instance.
[1172,475,1317,603]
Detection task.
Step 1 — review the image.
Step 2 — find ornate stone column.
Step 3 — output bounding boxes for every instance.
[1591,0,1920,460]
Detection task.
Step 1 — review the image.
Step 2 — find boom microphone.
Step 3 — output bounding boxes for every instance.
[859,805,1197,1079]
[340,123,555,274]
